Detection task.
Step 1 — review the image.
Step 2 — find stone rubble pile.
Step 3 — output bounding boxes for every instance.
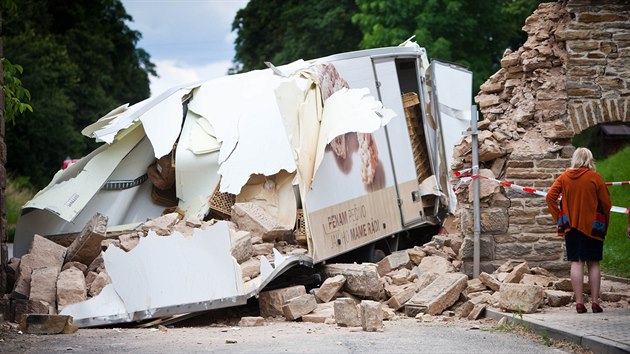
[3,206,629,330]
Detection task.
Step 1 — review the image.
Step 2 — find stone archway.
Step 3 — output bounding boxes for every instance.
[451,0,630,276]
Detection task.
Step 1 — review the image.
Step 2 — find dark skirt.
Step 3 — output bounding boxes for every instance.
[565,228,603,262]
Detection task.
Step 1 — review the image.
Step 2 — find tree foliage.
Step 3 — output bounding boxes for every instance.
[2,58,33,125]
[231,0,362,73]
[353,0,546,90]
[3,0,155,188]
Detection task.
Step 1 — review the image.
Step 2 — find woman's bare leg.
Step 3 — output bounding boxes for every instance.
[587,261,601,303]
[571,261,584,304]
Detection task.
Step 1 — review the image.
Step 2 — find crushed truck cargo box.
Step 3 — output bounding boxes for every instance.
[13,42,472,327]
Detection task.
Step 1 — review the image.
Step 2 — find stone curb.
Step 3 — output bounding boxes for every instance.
[484,308,630,354]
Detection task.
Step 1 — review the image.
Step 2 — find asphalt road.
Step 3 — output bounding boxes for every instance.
[0,317,577,354]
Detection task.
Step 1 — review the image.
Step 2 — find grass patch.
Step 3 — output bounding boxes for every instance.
[596,146,630,278]
[6,177,36,243]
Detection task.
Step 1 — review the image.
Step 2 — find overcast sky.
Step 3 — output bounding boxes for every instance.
[121,0,249,96]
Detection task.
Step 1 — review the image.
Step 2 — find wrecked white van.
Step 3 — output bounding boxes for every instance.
[13,42,472,326]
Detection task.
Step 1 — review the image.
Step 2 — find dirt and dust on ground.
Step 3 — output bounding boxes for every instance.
[0,288,607,354]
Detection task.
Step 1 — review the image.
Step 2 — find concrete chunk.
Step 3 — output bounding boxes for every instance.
[56,268,87,311]
[376,250,411,276]
[334,297,361,327]
[499,283,544,313]
[259,285,306,318]
[360,300,383,332]
[282,294,317,320]
[19,314,78,334]
[323,263,383,299]
[315,275,346,303]
[405,273,468,316]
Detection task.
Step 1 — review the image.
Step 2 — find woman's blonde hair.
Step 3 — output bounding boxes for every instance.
[571,147,595,170]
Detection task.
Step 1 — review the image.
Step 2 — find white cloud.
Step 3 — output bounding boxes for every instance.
[150,59,234,96]
[122,0,249,98]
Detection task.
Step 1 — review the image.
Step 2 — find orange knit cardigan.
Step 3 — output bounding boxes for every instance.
[546,167,612,241]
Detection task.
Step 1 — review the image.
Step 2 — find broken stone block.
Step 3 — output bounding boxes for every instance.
[27,299,52,315]
[405,273,468,316]
[19,314,78,334]
[498,283,544,313]
[520,274,554,287]
[601,292,623,302]
[467,303,486,320]
[315,275,346,303]
[545,290,573,307]
[29,267,58,306]
[61,262,88,274]
[553,278,573,292]
[230,230,253,264]
[418,256,455,274]
[29,235,67,269]
[56,268,87,311]
[119,233,140,252]
[252,243,274,256]
[231,202,292,242]
[376,250,412,276]
[360,300,383,332]
[381,304,396,320]
[415,271,440,292]
[240,258,261,279]
[503,262,529,283]
[334,297,361,327]
[101,238,121,250]
[64,213,108,265]
[141,212,180,235]
[85,271,98,289]
[88,272,111,297]
[259,285,307,318]
[88,253,105,274]
[302,302,335,323]
[530,267,557,279]
[11,261,33,300]
[466,278,487,294]
[389,268,411,286]
[238,316,265,327]
[386,285,416,310]
[323,263,383,299]
[282,294,317,320]
[495,260,514,273]
[12,299,29,323]
[479,272,501,292]
[408,247,427,265]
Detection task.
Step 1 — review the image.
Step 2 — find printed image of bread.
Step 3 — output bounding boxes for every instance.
[357,132,379,185]
[330,134,347,159]
[308,63,349,101]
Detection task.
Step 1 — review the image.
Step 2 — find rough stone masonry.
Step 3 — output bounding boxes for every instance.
[453,0,630,277]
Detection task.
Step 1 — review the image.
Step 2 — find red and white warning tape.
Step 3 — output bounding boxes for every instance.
[453,170,629,215]
[606,181,630,186]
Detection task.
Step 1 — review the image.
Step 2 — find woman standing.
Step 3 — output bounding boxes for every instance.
[546,147,612,314]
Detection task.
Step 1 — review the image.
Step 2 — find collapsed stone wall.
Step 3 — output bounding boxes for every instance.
[453,0,630,277]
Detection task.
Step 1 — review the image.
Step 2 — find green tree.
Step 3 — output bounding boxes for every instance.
[231,0,362,73]
[2,58,32,125]
[353,0,545,91]
[3,0,155,188]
